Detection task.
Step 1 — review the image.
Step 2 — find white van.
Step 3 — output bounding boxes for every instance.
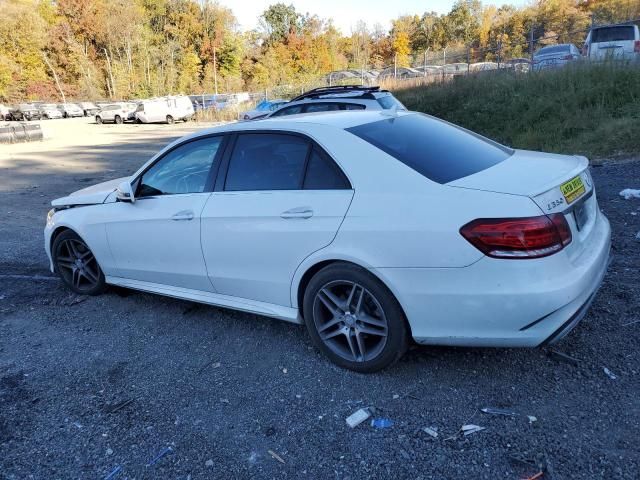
[135,96,194,124]
[583,24,640,61]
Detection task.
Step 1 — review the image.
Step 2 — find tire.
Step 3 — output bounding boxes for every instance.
[63,112,68,118]
[115,115,123,124]
[52,230,106,296]
[136,118,142,124]
[95,116,102,124]
[166,115,174,124]
[302,262,408,373]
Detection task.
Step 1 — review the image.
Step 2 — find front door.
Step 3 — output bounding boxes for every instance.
[105,135,225,291]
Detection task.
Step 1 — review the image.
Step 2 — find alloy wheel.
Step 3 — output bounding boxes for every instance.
[312,280,388,363]
[55,238,101,293]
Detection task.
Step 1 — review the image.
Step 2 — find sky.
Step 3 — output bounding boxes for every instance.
[217,0,530,34]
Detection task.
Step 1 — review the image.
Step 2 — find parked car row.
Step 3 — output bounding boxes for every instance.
[0,101,102,121]
[532,23,640,71]
[94,96,195,125]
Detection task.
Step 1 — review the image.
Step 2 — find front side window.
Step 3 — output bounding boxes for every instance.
[225,134,310,191]
[137,137,223,197]
[346,113,512,184]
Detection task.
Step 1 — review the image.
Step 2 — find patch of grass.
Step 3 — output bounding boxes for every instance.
[393,63,640,159]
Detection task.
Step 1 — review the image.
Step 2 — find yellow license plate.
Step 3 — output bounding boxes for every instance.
[560,175,585,204]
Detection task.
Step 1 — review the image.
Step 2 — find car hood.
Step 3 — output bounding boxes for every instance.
[51,177,128,207]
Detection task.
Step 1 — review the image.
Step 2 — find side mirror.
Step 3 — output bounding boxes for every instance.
[116,180,135,203]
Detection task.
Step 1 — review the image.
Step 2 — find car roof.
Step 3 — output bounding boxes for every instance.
[189,110,413,139]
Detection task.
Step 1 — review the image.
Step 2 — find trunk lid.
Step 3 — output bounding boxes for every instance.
[447,149,588,198]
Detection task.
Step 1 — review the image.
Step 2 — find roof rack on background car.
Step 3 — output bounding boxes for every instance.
[291,85,382,102]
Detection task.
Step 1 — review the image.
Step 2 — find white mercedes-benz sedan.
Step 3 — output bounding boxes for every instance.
[45,111,611,372]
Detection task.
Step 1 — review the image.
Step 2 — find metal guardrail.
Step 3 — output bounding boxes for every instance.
[0,122,43,143]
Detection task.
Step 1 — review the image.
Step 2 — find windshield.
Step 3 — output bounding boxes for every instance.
[536,45,570,55]
[346,113,512,184]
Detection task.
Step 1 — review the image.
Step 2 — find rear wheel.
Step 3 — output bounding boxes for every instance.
[52,230,106,296]
[166,115,174,124]
[95,116,102,124]
[114,115,123,124]
[303,263,408,372]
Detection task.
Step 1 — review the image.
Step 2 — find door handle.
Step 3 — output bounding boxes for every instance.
[172,210,194,221]
[281,207,313,219]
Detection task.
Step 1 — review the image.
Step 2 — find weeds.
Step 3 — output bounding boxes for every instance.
[393,62,640,159]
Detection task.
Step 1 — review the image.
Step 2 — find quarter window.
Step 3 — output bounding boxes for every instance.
[225,134,310,191]
[303,148,350,190]
[137,137,223,197]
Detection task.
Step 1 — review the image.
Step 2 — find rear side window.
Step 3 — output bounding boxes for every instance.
[346,113,512,184]
[304,103,341,113]
[591,26,635,42]
[225,134,309,191]
[343,103,366,110]
[303,148,350,190]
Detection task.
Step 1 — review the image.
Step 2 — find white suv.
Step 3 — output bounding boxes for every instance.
[95,104,129,124]
[266,86,406,119]
[583,24,640,60]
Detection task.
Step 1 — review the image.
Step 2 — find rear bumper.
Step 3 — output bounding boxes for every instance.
[373,210,611,347]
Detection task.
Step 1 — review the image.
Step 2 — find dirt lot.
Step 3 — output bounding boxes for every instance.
[1,118,639,479]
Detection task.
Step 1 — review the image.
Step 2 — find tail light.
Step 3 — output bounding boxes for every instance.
[460,214,572,259]
[582,44,588,56]
[635,40,640,53]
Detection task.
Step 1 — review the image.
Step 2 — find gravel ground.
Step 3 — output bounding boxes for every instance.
[1,119,639,479]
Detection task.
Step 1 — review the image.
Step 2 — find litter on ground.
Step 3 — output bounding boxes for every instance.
[481,407,518,416]
[461,424,486,436]
[346,408,371,428]
[268,449,286,464]
[423,426,438,438]
[146,446,173,467]
[603,367,618,380]
[619,188,640,199]
[371,418,394,429]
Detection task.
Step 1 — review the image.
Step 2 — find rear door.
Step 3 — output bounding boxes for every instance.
[201,132,353,307]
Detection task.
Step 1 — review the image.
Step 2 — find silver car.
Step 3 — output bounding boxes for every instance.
[95,104,129,124]
[533,44,581,71]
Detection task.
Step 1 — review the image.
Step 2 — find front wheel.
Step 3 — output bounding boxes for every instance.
[95,116,102,124]
[166,115,174,124]
[114,115,123,124]
[303,263,408,373]
[52,230,106,295]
